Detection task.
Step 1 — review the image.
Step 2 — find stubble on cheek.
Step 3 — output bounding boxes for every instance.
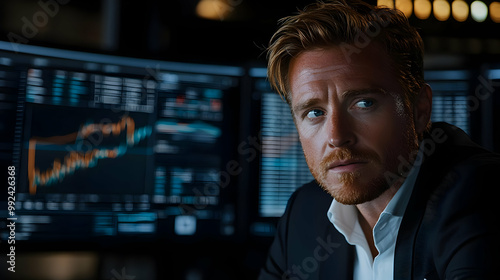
[304,147,387,205]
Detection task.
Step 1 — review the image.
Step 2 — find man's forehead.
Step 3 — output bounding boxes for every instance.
[289,44,395,86]
[295,64,346,77]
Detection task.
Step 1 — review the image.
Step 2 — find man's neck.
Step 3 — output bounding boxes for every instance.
[355,184,401,229]
[355,182,402,260]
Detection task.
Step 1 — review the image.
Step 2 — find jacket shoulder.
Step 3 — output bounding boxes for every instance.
[405,123,500,279]
[282,180,333,236]
[259,180,353,280]
[288,180,332,211]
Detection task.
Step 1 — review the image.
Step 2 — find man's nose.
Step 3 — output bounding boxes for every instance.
[325,109,355,148]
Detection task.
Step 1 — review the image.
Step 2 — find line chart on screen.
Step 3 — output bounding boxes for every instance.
[27,115,153,194]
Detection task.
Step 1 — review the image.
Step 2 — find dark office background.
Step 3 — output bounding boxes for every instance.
[0,0,499,279]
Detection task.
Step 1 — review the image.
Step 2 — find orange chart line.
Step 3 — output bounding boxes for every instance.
[28,116,137,194]
[28,139,37,195]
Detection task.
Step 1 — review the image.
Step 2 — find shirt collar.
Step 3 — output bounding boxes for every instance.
[384,144,424,217]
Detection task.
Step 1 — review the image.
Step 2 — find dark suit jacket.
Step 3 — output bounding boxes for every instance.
[259,122,500,280]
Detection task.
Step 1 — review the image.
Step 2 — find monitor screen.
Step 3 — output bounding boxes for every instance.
[0,41,243,243]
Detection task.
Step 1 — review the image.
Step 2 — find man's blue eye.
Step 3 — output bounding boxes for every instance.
[306,109,324,119]
[356,100,374,108]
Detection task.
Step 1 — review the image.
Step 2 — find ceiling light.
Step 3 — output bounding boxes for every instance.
[452,0,469,22]
[414,0,432,19]
[434,0,451,21]
[471,1,488,22]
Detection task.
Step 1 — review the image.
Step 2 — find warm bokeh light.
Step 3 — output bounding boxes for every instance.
[414,0,432,19]
[17,252,98,280]
[196,0,231,20]
[490,2,500,22]
[378,0,395,8]
[396,0,414,17]
[434,0,451,21]
[471,1,488,22]
[452,0,469,22]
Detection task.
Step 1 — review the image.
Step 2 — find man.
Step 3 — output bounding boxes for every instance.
[258,0,500,279]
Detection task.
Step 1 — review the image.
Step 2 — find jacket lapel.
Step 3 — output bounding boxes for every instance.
[318,225,355,280]
[393,124,451,279]
[393,123,485,280]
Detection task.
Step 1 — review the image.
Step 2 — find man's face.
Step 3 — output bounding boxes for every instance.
[288,44,419,205]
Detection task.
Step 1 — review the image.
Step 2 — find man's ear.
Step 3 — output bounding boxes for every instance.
[413,84,433,134]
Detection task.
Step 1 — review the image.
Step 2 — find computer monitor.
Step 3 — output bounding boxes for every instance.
[0,41,243,245]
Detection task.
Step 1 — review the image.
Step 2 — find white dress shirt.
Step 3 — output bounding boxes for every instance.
[327,149,423,280]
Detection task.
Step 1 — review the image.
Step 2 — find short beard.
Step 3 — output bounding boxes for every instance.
[325,170,389,205]
[308,147,389,205]
[306,121,419,205]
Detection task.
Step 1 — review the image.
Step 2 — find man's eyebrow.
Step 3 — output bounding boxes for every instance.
[341,88,387,99]
[292,98,323,115]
